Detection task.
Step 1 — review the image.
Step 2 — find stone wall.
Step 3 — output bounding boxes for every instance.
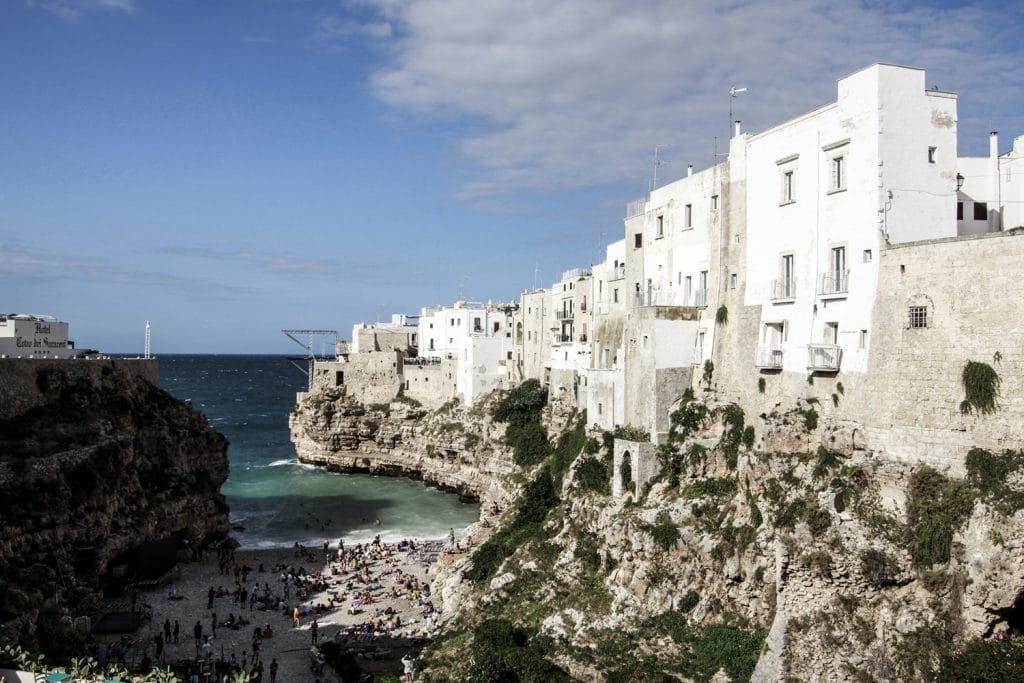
[0,358,157,420]
[403,359,458,409]
[611,439,658,498]
[711,229,1024,475]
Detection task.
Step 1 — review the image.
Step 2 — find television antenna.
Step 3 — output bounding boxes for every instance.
[729,85,747,135]
[650,144,670,191]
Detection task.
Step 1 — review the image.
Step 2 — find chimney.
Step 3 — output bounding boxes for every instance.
[687,164,693,177]
[733,120,742,137]
[990,131,999,158]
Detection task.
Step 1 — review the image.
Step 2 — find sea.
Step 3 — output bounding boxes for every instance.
[157,355,479,549]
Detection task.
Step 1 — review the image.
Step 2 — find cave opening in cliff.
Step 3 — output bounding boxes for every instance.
[105,532,183,594]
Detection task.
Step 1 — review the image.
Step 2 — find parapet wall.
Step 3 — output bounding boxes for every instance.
[0,357,158,420]
[712,230,1024,475]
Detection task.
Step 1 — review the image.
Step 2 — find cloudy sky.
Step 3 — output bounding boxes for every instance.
[2,0,1021,352]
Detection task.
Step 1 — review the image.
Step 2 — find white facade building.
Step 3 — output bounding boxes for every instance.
[418,301,515,405]
[0,314,76,359]
[957,132,1024,235]
[741,63,958,377]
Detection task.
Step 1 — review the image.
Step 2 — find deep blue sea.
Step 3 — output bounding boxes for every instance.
[157,355,479,549]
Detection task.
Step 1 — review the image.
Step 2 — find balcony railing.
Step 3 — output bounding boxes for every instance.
[755,347,784,369]
[819,271,849,298]
[555,310,573,320]
[770,278,797,301]
[807,343,842,372]
[693,289,708,308]
[610,264,626,280]
[625,195,648,219]
[552,334,572,344]
[634,288,694,307]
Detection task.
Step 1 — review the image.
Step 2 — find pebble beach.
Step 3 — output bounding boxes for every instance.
[95,537,457,681]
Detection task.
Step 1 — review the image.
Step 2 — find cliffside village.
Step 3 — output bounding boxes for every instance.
[303,63,1024,478]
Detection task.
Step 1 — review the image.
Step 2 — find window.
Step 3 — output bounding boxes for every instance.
[863,249,872,263]
[613,288,619,303]
[974,202,988,220]
[685,204,692,228]
[830,156,845,192]
[730,273,738,289]
[697,330,705,358]
[782,170,795,203]
[711,195,719,210]
[778,254,795,298]
[656,214,664,237]
[823,322,838,345]
[928,146,937,163]
[859,330,868,349]
[909,306,928,329]
[957,201,963,220]
[634,233,643,248]
[684,276,692,303]
[830,246,847,292]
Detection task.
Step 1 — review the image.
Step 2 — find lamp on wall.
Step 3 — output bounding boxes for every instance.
[956,173,965,191]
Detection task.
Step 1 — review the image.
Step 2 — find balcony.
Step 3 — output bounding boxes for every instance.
[634,288,693,307]
[807,343,842,372]
[610,264,626,280]
[770,278,797,302]
[625,195,648,219]
[755,347,784,369]
[552,334,572,344]
[819,271,849,299]
[555,310,574,321]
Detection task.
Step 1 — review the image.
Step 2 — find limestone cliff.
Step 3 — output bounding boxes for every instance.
[0,360,229,645]
[289,389,520,507]
[291,379,1024,680]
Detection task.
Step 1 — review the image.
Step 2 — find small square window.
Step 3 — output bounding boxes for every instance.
[863,249,873,262]
[634,233,643,248]
[908,306,928,329]
[974,202,988,220]
[928,146,937,163]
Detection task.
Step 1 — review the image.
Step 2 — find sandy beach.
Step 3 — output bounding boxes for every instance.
[93,535,465,682]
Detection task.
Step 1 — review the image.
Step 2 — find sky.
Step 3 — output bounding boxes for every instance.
[2,0,1022,353]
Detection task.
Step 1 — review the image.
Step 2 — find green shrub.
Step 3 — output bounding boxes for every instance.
[648,512,680,551]
[715,305,729,325]
[906,466,975,566]
[470,619,569,682]
[703,360,714,387]
[813,446,840,479]
[802,407,819,431]
[939,634,1024,682]
[960,361,1001,415]
[860,548,900,586]
[551,417,587,486]
[685,477,737,499]
[492,379,547,426]
[583,437,601,455]
[508,420,551,467]
[965,448,1024,514]
[614,424,650,442]
[691,623,766,682]
[575,456,611,495]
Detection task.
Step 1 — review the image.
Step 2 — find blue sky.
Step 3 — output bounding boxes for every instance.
[2,0,1021,353]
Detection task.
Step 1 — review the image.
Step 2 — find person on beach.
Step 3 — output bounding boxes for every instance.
[193,621,203,654]
[173,620,180,644]
[311,618,319,645]
[402,653,415,680]
[292,606,300,628]
[269,658,278,683]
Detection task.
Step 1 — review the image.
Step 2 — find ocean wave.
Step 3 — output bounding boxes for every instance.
[265,458,323,472]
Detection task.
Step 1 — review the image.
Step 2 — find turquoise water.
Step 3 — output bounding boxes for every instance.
[158,355,479,548]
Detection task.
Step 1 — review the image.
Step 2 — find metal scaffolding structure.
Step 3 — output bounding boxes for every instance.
[281,329,339,389]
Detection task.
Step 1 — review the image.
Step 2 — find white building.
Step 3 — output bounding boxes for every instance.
[350,314,418,355]
[741,63,958,377]
[958,132,1024,235]
[0,314,76,359]
[418,301,516,405]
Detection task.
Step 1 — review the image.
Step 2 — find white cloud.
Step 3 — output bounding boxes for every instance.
[363,0,1024,197]
[29,0,135,21]
[314,14,393,52]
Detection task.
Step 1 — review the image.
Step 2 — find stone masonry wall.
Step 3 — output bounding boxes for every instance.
[710,230,1024,475]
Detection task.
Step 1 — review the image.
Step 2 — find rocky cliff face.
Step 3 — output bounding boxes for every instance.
[0,361,229,644]
[290,389,519,507]
[291,380,1024,681]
